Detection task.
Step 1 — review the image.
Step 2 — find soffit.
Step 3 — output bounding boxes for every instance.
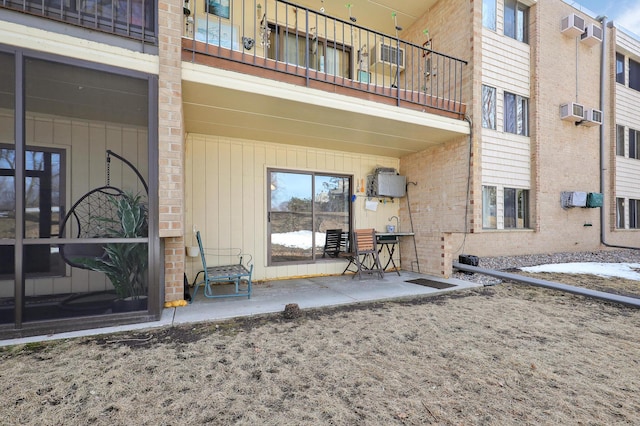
[182,65,469,158]
[274,0,437,38]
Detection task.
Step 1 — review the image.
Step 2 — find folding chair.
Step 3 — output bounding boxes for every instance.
[352,228,384,279]
[322,229,344,258]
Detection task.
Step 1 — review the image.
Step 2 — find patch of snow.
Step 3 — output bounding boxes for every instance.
[521,263,640,281]
[272,231,326,249]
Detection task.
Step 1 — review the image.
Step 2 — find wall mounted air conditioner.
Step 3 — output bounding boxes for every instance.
[581,23,603,47]
[582,109,603,126]
[561,14,585,37]
[569,191,588,207]
[370,42,405,71]
[560,102,584,122]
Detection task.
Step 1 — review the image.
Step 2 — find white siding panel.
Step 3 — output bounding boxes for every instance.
[616,157,640,198]
[616,86,640,128]
[617,29,640,57]
[184,134,402,281]
[481,131,531,188]
[482,28,531,96]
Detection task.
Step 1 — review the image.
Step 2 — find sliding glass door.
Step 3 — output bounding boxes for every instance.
[268,169,351,264]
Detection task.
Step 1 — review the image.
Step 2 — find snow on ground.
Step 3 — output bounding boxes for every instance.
[273,231,640,282]
[272,231,325,249]
[521,263,640,281]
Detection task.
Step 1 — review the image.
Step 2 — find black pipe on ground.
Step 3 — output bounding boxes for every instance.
[452,262,640,309]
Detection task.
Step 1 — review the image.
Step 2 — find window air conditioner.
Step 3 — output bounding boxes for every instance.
[581,23,603,47]
[560,102,584,122]
[561,14,585,37]
[569,191,588,207]
[370,42,405,71]
[582,109,603,126]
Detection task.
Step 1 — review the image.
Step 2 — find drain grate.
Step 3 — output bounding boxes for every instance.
[405,279,456,289]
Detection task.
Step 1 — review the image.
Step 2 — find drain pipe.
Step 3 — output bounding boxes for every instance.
[598,16,640,250]
[453,262,640,308]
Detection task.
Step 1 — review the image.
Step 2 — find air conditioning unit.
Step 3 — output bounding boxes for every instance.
[569,191,588,207]
[581,23,603,47]
[561,14,585,37]
[560,102,585,122]
[370,42,405,71]
[582,109,603,126]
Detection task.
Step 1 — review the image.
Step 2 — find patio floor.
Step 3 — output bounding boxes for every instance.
[1,270,481,347]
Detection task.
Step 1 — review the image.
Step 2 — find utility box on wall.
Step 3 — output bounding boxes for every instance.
[367,168,406,198]
[561,191,603,209]
[586,192,603,208]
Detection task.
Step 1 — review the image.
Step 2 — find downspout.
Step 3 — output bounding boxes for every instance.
[597,17,640,250]
[452,262,640,308]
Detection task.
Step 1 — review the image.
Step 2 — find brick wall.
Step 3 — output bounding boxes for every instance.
[456,0,605,258]
[400,0,613,275]
[158,0,185,301]
[399,0,475,277]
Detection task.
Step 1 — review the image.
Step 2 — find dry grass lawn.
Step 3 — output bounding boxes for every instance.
[1,273,640,425]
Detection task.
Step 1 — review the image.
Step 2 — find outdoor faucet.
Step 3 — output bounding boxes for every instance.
[388,216,399,231]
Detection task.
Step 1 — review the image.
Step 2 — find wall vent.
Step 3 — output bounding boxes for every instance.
[561,14,585,37]
[581,24,603,47]
[560,102,584,122]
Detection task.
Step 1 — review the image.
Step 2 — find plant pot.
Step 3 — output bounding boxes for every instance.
[186,246,199,257]
[112,296,148,313]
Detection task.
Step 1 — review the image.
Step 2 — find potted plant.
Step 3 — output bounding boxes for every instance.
[73,192,149,312]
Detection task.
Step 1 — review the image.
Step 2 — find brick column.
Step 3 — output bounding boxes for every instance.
[158,0,185,301]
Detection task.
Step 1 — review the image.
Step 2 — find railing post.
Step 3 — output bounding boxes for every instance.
[305,8,310,87]
[396,36,401,106]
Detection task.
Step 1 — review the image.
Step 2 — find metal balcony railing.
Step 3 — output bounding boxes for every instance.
[182,0,467,116]
[1,0,156,43]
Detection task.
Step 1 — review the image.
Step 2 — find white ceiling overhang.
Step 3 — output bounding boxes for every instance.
[182,63,469,158]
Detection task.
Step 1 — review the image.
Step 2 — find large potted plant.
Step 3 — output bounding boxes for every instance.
[74,192,149,312]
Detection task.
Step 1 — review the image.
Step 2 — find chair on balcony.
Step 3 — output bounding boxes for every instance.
[350,228,384,280]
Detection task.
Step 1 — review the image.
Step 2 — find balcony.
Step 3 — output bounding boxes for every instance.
[182,0,467,120]
[1,0,156,43]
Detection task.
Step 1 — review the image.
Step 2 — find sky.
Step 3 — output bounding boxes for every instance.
[568,0,640,32]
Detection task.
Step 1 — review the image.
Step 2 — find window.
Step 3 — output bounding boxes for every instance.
[482,186,497,229]
[616,198,625,229]
[0,145,66,277]
[504,92,529,136]
[616,53,625,84]
[617,125,625,156]
[268,169,351,264]
[630,199,640,229]
[504,188,529,229]
[630,58,640,92]
[504,0,528,43]
[483,0,497,31]
[630,128,640,160]
[268,25,352,78]
[482,85,496,129]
